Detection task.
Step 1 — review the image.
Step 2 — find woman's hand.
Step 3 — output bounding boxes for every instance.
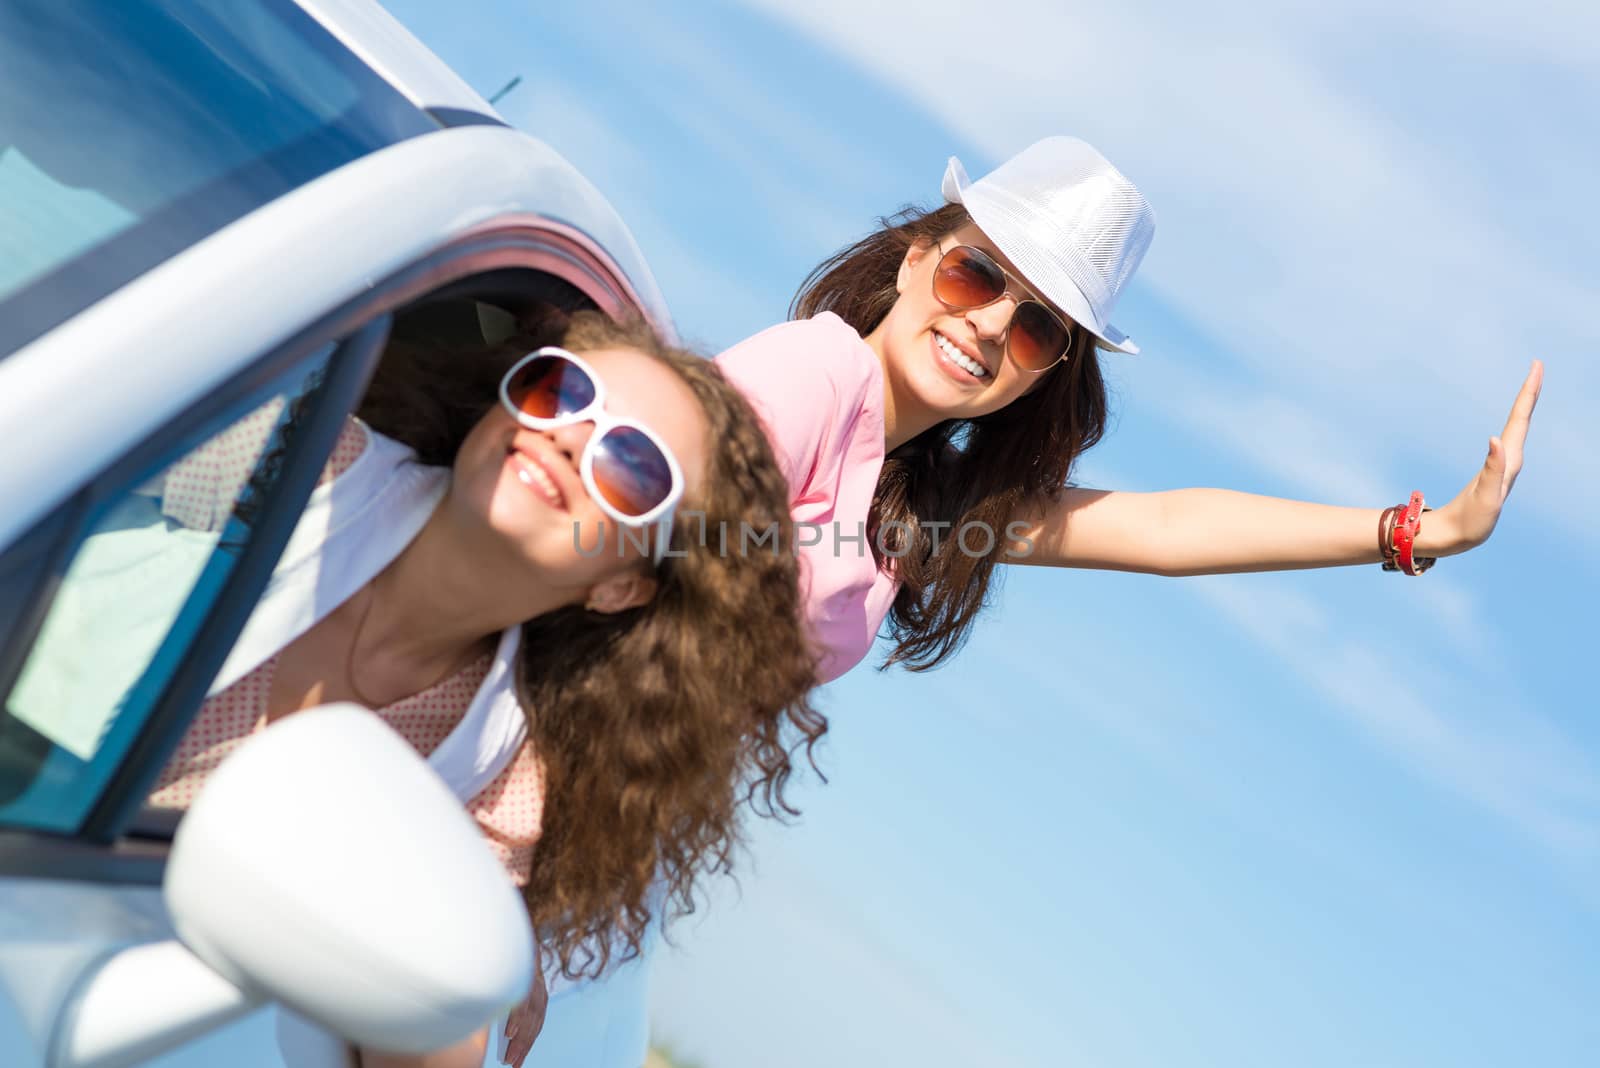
[358,1030,488,1068]
[1421,360,1543,555]
[499,965,549,1067]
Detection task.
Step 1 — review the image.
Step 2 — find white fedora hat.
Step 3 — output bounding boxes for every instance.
[942,136,1155,355]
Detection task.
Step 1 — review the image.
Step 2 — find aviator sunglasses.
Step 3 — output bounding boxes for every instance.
[931,242,1075,372]
[498,347,685,564]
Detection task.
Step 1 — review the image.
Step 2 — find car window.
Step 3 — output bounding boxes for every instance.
[0,348,337,834]
[0,0,435,358]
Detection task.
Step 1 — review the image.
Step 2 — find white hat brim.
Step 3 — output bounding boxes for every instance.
[941,156,1140,356]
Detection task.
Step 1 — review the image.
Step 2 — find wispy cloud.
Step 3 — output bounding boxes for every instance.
[733,0,1600,544]
[652,853,1046,1068]
[1136,360,1393,506]
[1189,575,1600,861]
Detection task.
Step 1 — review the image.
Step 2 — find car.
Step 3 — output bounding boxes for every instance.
[0,1,669,1064]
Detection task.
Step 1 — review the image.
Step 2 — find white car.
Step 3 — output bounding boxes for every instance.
[0,0,667,1064]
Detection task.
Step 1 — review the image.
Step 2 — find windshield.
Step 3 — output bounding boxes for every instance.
[0,0,434,356]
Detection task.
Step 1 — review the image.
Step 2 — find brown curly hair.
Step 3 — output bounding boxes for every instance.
[793,203,1108,671]
[359,308,824,977]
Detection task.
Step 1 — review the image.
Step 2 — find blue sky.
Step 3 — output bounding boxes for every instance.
[385,2,1598,1064]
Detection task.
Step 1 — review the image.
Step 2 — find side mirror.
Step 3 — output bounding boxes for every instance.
[167,703,534,1048]
[51,705,533,1068]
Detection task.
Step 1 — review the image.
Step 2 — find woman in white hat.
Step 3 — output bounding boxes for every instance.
[510,137,1544,1067]
[714,134,1543,678]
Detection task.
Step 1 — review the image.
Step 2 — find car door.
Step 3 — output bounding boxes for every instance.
[0,5,431,1061]
[0,318,391,1068]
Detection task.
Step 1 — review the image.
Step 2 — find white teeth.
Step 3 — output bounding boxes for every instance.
[514,453,562,507]
[935,333,988,378]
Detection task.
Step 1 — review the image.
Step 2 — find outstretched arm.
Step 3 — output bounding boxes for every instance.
[1006,361,1542,576]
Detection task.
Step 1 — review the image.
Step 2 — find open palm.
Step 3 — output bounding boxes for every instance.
[1436,360,1543,551]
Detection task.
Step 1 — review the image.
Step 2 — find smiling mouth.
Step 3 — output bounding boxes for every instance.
[508,447,569,511]
[933,331,990,380]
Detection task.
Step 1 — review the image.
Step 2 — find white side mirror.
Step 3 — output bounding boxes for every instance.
[51,705,534,1068]
[166,703,533,1050]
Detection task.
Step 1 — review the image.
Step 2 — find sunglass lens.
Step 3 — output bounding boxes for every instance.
[933,246,1007,309]
[1009,302,1073,371]
[506,355,596,419]
[590,426,674,518]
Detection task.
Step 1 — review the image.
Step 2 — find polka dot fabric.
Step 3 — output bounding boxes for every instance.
[147,660,275,811]
[149,652,544,886]
[160,412,369,532]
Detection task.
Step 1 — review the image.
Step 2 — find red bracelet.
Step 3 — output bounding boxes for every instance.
[1381,491,1436,576]
[1395,493,1423,574]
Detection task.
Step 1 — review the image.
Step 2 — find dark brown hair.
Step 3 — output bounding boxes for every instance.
[359,309,824,978]
[793,204,1109,670]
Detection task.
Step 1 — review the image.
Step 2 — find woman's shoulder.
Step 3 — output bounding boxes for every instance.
[715,312,878,407]
[720,310,871,360]
[737,309,866,346]
[328,418,434,483]
[320,417,371,484]
[715,314,883,498]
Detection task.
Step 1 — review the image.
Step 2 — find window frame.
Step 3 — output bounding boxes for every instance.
[0,316,389,840]
[79,316,392,840]
[0,503,84,817]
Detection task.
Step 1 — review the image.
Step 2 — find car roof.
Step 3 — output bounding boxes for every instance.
[0,123,680,549]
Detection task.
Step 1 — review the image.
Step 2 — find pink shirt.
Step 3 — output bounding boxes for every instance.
[716,313,898,682]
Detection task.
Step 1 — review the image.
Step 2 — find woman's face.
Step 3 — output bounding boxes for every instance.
[450,345,708,612]
[870,221,1075,429]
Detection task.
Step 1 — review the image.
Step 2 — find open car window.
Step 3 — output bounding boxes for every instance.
[0,332,377,836]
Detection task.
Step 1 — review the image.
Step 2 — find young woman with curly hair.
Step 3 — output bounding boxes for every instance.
[147,311,822,1068]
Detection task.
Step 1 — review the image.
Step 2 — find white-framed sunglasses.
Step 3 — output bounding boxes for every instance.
[498,346,685,565]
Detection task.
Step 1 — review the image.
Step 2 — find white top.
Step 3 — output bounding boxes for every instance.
[213,425,528,804]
